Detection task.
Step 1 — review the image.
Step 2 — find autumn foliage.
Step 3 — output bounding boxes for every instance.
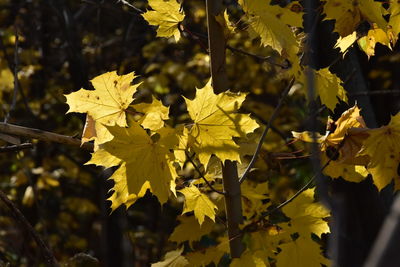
[0,0,399,266]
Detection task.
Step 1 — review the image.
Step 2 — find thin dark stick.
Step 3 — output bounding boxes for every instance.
[0,189,58,266]
[229,158,332,243]
[0,29,33,117]
[262,159,331,217]
[185,151,225,195]
[242,107,297,152]
[350,90,400,96]
[239,77,295,184]
[5,25,19,123]
[226,45,289,69]
[0,143,33,152]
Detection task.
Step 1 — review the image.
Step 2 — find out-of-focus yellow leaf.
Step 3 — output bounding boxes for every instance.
[231,250,266,267]
[276,237,330,267]
[169,216,213,246]
[22,186,34,207]
[185,242,228,267]
[151,247,188,267]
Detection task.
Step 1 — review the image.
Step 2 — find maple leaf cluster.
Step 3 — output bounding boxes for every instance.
[63,0,400,265]
[294,105,400,191]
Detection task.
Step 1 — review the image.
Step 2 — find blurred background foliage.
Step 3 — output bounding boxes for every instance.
[0,0,399,266]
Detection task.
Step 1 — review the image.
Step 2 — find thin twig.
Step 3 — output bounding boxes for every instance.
[185,151,226,195]
[117,0,144,14]
[350,89,400,96]
[0,28,33,117]
[0,189,58,266]
[0,143,33,152]
[226,45,289,69]
[262,159,331,217]
[239,77,295,184]
[5,25,19,123]
[0,123,93,151]
[242,107,297,152]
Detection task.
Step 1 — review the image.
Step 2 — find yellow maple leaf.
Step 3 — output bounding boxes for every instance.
[184,80,259,167]
[389,1,400,45]
[293,106,369,183]
[267,1,304,28]
[142,0,184,42]
[65,71,140,146]
[231,250,266,267]
[359,113,400,191]
[108,173,151,211]
[169,216,214,246]
[322,154,369,183]
[290,65,347,111]
[133,96,169,131]
[280,188,330,238]
[174,126,189,167]
[276,237,330,267]
[246,227,287,262]
[185,242,227,267]
[335,31,358,56]
[324,105,366,148]
[357,25,392,59]
[315,68,348,111]
[152,247,189,267]
[239,0,299,56]
[179,185,217,225]
[241,181,270,219]
[88,121,178,208]
[323,0,387,37]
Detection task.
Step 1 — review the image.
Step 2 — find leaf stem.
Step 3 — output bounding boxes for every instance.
[185,151,226,195]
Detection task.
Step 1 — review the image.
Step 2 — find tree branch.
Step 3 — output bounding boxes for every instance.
[185,151,225,195]
[0,143,33,152]
[205,0,245,258]
[239,77,294,184]
[0,27,33,116]
[262,159,331,218]
[0,123,93,151]
[0,189,58,266]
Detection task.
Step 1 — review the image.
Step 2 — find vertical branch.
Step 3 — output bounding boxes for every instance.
[205,0,244,258]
